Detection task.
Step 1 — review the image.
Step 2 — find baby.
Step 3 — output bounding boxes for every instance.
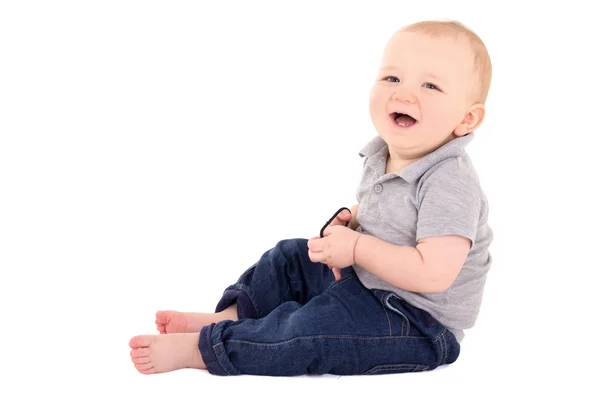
[129,19,493,376]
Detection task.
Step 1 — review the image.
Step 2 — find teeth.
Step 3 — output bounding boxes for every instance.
[393,112,417,127]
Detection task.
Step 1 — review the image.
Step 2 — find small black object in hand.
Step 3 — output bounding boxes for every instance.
[320,207,351,238]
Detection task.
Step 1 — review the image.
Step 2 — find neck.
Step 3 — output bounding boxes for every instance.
[385,153,418,174]
[385,133,458,174]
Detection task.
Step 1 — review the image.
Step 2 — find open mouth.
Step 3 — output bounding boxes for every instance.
[391,112,417,128]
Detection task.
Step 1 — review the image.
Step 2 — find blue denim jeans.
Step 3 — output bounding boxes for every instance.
[198,238,459,376]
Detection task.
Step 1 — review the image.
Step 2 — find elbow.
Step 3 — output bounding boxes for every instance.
[420,271,456,293]
[417,252,462,293]
[411,251,454,293]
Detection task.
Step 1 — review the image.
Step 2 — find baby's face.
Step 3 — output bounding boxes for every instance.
[369,31,482,161]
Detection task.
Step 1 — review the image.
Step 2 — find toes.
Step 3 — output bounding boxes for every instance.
[155,321,167,334]
[155,311,171,323]
[135,363,154,373]
[132,356,150,364]
[130,348,151,358]
[129,335,153,349]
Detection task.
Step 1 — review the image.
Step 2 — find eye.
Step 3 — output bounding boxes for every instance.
[423,82,440,91]
[384,76,400,83]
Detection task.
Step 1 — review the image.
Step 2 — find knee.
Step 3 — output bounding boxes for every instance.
[275,238,308,252]
[273,238,309,259]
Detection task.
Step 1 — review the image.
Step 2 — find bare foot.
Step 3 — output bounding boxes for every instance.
[129,333,205,374]
[155,304,238,334]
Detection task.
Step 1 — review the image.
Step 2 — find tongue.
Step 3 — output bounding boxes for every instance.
[395,114,416,127]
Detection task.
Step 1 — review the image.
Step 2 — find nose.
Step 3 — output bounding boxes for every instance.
[391,89,417,104]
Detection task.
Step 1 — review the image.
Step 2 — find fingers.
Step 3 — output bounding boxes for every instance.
[321,222,351,238]
[332,267,342,281]
[308,249,325,263]
[337,210,352,221]
[308,237,326,263]
[328,210,352,227]
[307,237,325,252]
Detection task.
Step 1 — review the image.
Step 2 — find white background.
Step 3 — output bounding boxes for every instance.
[1,1,598,399]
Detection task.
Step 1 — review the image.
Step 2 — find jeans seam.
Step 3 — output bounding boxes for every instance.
[381,304,392,336]
[442,330,448,364]
[434,328,447,365]
[225,334,427,348]
[432,327,446,343]
[322,273,355,294]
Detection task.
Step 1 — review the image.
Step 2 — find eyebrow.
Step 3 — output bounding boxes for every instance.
[426,72,444,82]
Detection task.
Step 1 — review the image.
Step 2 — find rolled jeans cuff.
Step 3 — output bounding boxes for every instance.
[214,284,260,319]
[199,322,242,376]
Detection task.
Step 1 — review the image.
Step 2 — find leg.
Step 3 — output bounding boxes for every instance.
[154,304,238,334]
[214,238,336,319]
[153,238,330,334]
[199,272,460,376]
[129,239,339,374]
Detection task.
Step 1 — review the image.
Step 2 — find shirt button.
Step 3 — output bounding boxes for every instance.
[374,184,383,194]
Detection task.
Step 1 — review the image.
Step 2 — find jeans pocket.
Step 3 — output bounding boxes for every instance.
[363,363,429,375]
[383,293,411,336]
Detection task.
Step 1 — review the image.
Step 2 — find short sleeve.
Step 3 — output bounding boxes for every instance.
[416,158,482,246]
[355,155,370,204]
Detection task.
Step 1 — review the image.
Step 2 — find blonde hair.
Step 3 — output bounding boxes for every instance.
[400,20,492,104]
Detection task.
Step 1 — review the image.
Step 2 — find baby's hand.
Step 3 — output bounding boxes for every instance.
[308,225,361,273]
[320,208,352,280]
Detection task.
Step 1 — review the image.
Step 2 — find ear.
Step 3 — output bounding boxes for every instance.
[454,103,485,136]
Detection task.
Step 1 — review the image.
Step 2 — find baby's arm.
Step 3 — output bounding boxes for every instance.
[353,234,470,293]
[353,159,480,293]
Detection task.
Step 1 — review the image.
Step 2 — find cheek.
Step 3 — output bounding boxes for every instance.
[423,98,459,127]
[369,86,386,117]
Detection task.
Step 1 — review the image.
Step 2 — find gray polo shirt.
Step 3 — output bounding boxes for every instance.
[352,133,493,343]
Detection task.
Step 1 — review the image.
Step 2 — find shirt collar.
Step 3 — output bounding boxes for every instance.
[359,134,474,182]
